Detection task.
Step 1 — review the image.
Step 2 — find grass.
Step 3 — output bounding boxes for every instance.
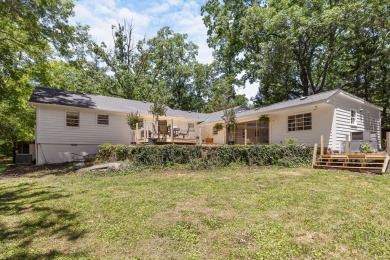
[1,165,390,259]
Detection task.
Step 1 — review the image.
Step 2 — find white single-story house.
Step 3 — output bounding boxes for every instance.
[29,87,382,165]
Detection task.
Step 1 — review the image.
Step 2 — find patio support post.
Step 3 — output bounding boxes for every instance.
[143,119,146,142]
[156,121,159,140]
[146,126,149,139]
[136,123,139,142]
[199,127,202,145]
[234,124,236,143]
[387,132,390,155]
[171,119,174,144]
[345,134,350,154]
[320,135,324,156]
[244,123,247,145]
[255,121,258,144]
[312,143,318,168]
[223,124,227,144]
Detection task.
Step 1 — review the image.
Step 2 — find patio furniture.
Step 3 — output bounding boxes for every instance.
[179,125,190,139]
[158,120,169,138]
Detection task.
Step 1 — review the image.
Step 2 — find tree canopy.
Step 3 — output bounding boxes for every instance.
[201,0,389,128]
[1,0,389,154]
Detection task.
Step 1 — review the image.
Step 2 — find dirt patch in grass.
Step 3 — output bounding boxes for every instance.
[278,170,305,176]
[1,163,75,179]
[161,169,193,176]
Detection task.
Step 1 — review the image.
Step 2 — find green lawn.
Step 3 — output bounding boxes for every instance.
[1,165,390,259]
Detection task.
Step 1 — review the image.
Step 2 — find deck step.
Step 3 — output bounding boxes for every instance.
[313,153,389,173]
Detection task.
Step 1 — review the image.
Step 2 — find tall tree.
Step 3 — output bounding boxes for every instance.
[91,21,149,99]
[141,27,200,110]
[0,0,89,153]
[202,0,389,129]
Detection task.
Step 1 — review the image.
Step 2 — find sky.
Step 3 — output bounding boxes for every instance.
[72,0,259,100]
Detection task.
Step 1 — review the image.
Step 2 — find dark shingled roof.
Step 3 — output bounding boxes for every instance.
[29,87,382,124]
[29,87,208,121]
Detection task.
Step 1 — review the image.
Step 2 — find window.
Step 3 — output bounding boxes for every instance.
[288,113,312,131]
[351,110,357,125]
[97,114,109,125]
[66,112,79,127]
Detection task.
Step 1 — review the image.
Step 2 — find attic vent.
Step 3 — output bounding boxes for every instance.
[300,96,307,100]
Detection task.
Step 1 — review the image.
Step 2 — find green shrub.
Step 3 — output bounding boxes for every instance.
[98,144,313,169]
[360,143,374,153]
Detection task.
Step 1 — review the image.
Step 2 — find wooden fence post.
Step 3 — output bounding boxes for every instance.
[312,143,318,168]
[387,132,390,155]
[320,135,324,156]
[345,134,350,154]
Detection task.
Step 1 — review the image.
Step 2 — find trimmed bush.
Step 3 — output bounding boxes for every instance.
[98,144,312,169]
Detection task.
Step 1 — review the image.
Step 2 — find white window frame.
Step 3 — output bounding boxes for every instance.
[288,113,312,132]
[351,109,357,126]
[97,114,109,126]
[65,111,80,127]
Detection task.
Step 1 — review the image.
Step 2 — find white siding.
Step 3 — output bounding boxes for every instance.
[200,124,226,144]
[35,105,203,164]
[37,144,99,165]
[270,105,335,148]
[37,105,133,145]
[332,95,381,151]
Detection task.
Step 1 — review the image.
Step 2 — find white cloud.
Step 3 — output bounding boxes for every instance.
[72,0,151,47]
[71,0,258,99]
[72,0,212,62]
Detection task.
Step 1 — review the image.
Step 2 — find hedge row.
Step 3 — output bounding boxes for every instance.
[98,144,313,169]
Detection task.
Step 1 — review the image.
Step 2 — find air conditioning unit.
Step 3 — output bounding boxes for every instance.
[15,154,32,164]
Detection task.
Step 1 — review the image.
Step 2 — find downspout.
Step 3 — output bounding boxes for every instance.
[35,106,39,165]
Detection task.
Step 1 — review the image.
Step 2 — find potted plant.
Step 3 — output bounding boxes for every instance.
[222,108,237,145]
[127,111,144,130]
[259,115,270,125]
[213,123,223,133]
[205,133,214,144]
[127,111,144,143]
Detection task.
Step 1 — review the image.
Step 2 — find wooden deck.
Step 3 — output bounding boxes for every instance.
[136,138,198,145]
[314,153,389,173]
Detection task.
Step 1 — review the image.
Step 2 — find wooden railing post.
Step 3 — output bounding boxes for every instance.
[312,143,318,168]
[387,132,390,155]
[345,134,350,154]
[320,135,324,156]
